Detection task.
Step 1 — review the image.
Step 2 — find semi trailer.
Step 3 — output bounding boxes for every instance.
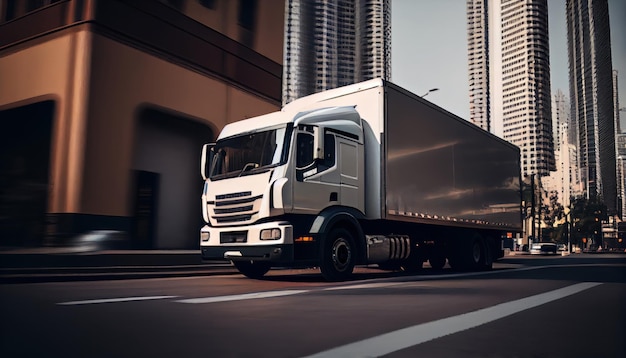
[200,78,522,281]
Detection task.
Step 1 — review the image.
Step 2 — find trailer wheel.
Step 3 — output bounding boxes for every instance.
[400,243,424,273]
[233,260,271,279]
[470,238,483,267]
[448,235,485,271]
[320,228,356,281]
[481,238,494,271]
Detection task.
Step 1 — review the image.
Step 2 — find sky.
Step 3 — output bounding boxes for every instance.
[391,0,626,130]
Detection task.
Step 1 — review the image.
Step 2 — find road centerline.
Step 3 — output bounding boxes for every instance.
[57,295,178,305]
[176,290,309,304]
[324,282,405,290]
[302,282,602,358]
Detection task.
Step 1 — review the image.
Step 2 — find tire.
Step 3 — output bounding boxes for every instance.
[481,238,494,271]
[400,243,424,273]
[469,237,483,269]
[320,228,356,281]
[232,260,271,279]
[448,235,485,271]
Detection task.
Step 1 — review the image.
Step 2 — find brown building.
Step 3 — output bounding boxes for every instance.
[0,0,284,249]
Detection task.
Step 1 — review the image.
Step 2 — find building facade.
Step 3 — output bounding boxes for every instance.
[282,0,391,105]
[553,89,570,152]
[615,70,623,220]
[552,88,584,201]
[467,0,555,178]
[0,0,284,248]
[617,133,626,220]
[467,0,490,132]
[566,0,617,215]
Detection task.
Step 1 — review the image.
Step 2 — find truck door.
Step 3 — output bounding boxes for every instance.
[291,126,339,213]
[338,138,362,210]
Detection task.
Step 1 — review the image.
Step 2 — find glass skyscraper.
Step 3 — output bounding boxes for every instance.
[467,0,555,178]
[282,0,391,105]
[567,0,617,214]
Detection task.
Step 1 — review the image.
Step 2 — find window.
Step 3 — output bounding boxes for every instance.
[209,125,290,180]
[238,0,257,30]
[295,130,336,181]
[296,132,314,169]
[320,133,335,170]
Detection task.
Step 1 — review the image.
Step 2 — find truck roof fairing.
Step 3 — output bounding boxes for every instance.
[282,78,384,113]
[219,106,363,141]
[217,111,294,140]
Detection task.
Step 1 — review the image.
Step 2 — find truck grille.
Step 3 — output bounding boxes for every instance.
[211,191,262,224]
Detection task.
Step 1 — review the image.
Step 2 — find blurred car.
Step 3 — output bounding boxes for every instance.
[557,244,567,252]
[530,242,558,255]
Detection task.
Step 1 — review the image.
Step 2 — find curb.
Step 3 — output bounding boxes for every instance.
[0,250,238,284]
[0,266,239,284]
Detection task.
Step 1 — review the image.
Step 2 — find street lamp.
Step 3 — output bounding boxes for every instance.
[420,88,439,98]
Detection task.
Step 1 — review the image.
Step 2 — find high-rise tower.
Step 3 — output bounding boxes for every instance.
[553,89,571,153]
[467,0,490,132]
[566,0,617,214]
[282,0,391,105]
[467,0,555,178]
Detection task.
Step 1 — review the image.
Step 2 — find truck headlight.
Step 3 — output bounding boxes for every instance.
[260,228,281,240]
[201,232,210,242]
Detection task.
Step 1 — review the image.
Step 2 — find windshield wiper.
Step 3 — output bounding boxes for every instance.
[238,162,259,177]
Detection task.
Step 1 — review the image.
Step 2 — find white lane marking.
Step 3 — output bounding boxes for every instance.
[324,282,404,290]
[177,290,308,304]
[302,282,601,358]
[57,295,178,306]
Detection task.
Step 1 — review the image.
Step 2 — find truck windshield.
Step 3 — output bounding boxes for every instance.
[210,125,292,180]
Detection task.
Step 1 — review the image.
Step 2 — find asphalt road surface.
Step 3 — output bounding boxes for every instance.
[1,254,625,357]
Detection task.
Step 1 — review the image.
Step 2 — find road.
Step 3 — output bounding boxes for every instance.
[1,254,625,358]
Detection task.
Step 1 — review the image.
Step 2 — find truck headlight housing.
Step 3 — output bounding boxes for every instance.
[201,232,210,242]
[260,228,281,240]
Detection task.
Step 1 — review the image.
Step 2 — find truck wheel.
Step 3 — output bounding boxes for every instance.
[448,235,484,271]
[320,228,356,281]
[470,238,483,268]
[400,244,424,273]
[233,260,271,279]
[481,238,494,271]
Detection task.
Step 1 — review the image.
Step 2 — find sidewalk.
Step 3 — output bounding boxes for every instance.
[0,246,237,284]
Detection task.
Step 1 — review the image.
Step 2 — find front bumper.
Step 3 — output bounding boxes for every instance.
[200,222,294,263]
[201,244,293,262]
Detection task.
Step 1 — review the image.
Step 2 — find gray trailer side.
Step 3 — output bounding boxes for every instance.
[383,82,522,233]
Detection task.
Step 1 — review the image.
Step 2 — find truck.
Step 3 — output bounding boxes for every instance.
[200,78,522,281]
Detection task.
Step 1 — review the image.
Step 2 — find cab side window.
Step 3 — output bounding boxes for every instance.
[295,130,336,181]
[296,132,314,168]
[319,133,335,171]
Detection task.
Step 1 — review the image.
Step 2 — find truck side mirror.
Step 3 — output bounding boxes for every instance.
[313,126,324,160]
[201,143,215,180]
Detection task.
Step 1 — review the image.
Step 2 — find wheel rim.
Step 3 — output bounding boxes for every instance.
[332,238,352,272]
